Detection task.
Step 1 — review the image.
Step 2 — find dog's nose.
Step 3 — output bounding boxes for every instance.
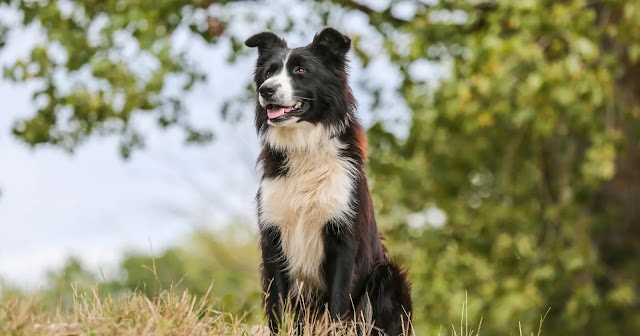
[259,83,276,99]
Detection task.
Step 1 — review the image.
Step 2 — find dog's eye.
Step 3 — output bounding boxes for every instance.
[294,67,306,74]
[265,71,272,78]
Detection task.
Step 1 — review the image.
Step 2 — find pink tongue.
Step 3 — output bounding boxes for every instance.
[267,108,284,119]
[267,106,293,119]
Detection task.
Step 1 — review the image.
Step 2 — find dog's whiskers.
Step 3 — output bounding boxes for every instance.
[293,95,315,101]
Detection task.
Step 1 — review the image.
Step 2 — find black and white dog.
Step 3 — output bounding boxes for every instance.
[246,28,412,335]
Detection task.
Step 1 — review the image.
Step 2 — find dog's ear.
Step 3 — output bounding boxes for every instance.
[310,28,351,58]
[245,32,287,54]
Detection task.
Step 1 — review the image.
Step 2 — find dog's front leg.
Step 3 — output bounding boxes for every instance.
[323,223,356,319]
[260,226,289,334]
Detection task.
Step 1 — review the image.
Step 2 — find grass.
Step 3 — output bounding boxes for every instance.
[1,285,255,336]
[0,284,415,336]
[447,291,549,336]
[0,286,547,336]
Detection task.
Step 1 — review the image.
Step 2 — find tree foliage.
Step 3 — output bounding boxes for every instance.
[3,229,263,322]
[0,0,223,156]
[365,0,640,334]
[2,0,640,334]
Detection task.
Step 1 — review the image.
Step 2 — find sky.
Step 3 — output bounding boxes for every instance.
[0,24,260,288]
[0,0,425,290]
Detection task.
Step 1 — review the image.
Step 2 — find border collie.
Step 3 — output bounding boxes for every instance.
[246,28,412,335]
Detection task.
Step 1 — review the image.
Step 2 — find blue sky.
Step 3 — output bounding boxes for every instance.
[0,14,260,288]
[0,0,421,290]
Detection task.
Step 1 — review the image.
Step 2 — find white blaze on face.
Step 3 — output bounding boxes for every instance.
[258,51,295,108]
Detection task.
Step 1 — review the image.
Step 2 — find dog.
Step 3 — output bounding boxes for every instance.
[246,27,412,335]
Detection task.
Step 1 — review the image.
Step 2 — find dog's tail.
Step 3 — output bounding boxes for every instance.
[360,261,413,336]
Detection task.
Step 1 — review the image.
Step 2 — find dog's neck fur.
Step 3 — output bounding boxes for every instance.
[262,118,351,152]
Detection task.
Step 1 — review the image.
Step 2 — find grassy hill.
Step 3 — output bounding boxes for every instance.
[0,285,546,336]
[0,228,549,335]
[0,287,419,336]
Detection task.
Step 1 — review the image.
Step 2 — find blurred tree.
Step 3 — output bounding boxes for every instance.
[2,0,640,334]
[2,228,263,321]
[0,257,124,312]
[361,0,640,335]
[0,0,225,157]
[120,228,262,320]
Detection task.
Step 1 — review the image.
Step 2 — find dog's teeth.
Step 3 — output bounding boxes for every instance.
[294,102,302,109]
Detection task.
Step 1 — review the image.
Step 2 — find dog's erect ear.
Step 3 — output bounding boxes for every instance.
[310,28,351,58]
[245,32,287,54]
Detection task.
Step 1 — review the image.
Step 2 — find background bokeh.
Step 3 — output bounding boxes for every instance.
[1,0,639,334]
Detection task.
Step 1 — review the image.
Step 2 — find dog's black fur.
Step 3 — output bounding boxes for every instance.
[246,28,412,335]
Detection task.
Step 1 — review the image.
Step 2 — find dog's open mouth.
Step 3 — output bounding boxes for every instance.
[266,101,307,121]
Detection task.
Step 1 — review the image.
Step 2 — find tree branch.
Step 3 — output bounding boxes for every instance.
[335,0,409,26]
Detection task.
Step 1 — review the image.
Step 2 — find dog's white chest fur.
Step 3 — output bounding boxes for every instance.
[259,125,356,296]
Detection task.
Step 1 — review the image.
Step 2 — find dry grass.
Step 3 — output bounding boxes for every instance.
[1,286,547,336]
[0,285,413,336]
[1,285,254,336]
[449,291,483,336]
[447,291,549,336]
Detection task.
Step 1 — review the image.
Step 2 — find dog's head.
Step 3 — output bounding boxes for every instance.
[246,28,355,139]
